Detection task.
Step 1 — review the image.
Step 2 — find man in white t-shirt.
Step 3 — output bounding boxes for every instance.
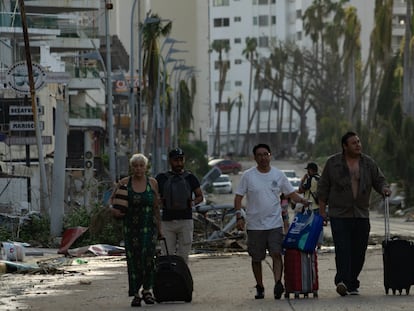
[234,143,309,300]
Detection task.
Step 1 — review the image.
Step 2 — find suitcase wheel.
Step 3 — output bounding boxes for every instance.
[304,293,309,298]
[294,293,300,299]
[313,291,318,298]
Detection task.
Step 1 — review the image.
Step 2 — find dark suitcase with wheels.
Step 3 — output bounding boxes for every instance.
[382,197,414,295]
[153,239,193,303]
[284,248,318,299]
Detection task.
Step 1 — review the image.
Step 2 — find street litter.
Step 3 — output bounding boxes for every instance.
[66,244,125,257]
[1,241,26,261]
[58,226,89,255]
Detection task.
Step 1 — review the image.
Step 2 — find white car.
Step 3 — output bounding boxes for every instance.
[281,170,301,189]
[212,174,233,194]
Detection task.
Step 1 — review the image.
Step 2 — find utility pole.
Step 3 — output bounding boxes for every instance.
[50,85,68,237]
[18,0,50,214]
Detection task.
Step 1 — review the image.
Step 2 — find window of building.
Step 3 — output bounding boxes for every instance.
[296,31,302,41]
[254,0,276,4]
[214,81,231,92]
[258,36,269,47]
[296,9,302,19]
[214,60,231,70]
[260,100,273,110]
[234,38,241,44]
[215,102,228,112]
[213,0,230,6]
[271,16,276,24]
[212,39,230,47]
[253,16,258,25]
[235,81,242,86]
[258,15,269,26]
[235,59,242,65]
[214,18,230,27]
[234,16,242,22]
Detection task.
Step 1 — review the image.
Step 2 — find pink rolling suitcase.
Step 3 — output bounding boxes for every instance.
[284,248,318,298]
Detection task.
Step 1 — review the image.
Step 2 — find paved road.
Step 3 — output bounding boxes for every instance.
[4,159,413,311]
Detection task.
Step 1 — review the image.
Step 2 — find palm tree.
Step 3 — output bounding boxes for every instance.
[403,0,414,117]
[178,78,195,143]
[342,6,361,126]
[365,0,393,128]
[225,96,239,155]
[141,13,172,155]
[210,39,230,156]
[234,93,243,155]
[241,37,257,155]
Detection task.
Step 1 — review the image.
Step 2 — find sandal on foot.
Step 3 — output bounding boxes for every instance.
[255,285,265,299]
[131,295,141,307]
[141,290,155,305]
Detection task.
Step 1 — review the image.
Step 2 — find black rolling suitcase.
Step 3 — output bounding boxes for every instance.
[382,196,414,295]
[153,238,193,303]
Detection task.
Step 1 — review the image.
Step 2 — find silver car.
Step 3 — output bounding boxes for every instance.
[212,174,233,194]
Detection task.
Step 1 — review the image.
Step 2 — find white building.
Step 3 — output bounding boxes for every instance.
[207,0,378,156]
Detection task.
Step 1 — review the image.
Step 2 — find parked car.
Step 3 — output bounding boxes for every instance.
[281,169,301,188]
[212,174,233,194]
[208,159,242,175]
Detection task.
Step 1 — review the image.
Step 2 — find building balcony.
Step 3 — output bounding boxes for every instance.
[23,0,101,14]
[69,114,105,130]
[0,12,100,46]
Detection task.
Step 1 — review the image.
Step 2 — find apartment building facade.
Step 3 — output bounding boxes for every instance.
[0,0,116,214]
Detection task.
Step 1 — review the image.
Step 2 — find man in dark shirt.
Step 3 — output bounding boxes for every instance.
[317,131,391,296]
[155,148,203,263]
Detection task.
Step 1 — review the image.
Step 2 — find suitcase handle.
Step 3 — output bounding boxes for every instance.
[384,196,390,241]
[160,237,170,256]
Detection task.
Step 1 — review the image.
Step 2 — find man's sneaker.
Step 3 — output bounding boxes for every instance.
[348,288,360,295]
[274,281,284,299]
[336,282,348,296]
[255,285,264,299]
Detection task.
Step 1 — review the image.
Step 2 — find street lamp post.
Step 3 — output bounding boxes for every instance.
[128,0,138,153]
[105,0,116,183]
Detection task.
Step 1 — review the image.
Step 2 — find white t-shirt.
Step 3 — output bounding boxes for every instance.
[235,166,295,230]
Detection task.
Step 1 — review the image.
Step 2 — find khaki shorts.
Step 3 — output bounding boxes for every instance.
[247,228,284,261]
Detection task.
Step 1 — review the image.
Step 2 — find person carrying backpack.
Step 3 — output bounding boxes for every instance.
[155,148,204,263]
[298,162,320,208]
[297,162,324,248]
